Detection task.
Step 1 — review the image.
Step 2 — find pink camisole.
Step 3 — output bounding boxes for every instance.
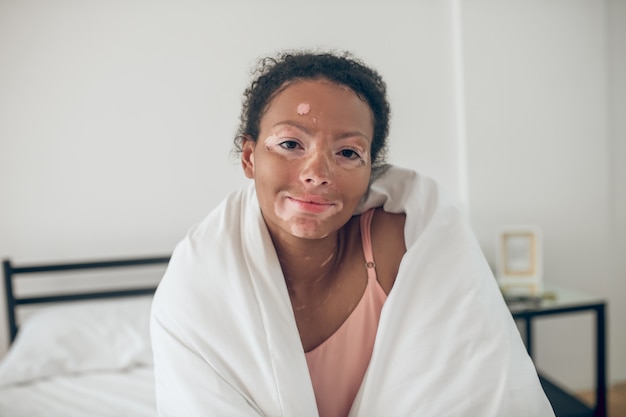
[305,208,387,417]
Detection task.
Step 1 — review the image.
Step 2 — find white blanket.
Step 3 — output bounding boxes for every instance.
[150,166,555,417]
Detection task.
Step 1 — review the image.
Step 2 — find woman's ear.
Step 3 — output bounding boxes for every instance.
[241,136,256,179]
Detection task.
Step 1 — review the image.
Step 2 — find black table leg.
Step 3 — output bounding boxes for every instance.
[525,317,534,358]
[594,304,607,417]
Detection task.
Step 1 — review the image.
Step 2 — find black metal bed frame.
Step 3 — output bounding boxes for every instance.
[2,255,170,343]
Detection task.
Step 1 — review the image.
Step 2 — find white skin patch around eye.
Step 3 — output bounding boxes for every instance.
[296,102,310,115]
[263,134,280,148]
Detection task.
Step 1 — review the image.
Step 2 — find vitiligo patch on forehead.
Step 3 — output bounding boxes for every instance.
[296,102,310,115]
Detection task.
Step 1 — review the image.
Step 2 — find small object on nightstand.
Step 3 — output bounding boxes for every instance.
[495,225,543,297]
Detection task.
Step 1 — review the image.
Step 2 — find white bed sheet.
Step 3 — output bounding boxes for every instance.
[0,296,156,416]
[0,366,156,417]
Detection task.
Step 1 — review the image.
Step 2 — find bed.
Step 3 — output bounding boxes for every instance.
[0,255,170,417]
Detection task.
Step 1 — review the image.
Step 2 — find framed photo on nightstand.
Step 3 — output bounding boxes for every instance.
[496,226,543,296]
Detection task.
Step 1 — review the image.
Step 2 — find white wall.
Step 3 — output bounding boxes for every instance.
[0,0,624,391]
[461,0,625,388]
[0,1,463,353]
[607,0,626,386]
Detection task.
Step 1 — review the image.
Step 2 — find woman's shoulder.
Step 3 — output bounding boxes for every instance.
[370,208,406,247]
[372,208,406,229]
[368,208,406,294]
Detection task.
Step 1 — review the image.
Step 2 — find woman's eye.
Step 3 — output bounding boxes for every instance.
[279,140,300,150]
[339,149,361,160]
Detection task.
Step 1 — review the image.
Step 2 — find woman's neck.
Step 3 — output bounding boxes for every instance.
[271,226,348,295]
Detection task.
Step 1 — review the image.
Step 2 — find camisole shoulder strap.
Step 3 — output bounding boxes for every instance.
[360,208,377,282]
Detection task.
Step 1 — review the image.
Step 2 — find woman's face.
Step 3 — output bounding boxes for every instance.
[242,78,374,241]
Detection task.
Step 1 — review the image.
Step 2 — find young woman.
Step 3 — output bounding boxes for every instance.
[151,51,554,417]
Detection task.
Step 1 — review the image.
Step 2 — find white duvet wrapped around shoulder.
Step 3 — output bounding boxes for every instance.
[150,165,555,417]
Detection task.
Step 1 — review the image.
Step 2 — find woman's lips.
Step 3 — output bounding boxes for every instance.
[286,196,335,214]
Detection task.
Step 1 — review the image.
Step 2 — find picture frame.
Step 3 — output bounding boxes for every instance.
[495,225,543,296]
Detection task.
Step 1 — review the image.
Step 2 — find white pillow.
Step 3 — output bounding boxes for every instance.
[0,296,153,387]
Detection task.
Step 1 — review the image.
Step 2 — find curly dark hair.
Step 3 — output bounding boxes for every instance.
[233,50,391,169]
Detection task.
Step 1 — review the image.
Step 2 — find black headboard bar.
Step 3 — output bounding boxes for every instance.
[2,260,17,345]
[8,256,171,274]
[3,256,170,343]
[16,288,158,306]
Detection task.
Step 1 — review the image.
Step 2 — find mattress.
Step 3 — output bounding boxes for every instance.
[0,296,157,416]
[0,366,155,417]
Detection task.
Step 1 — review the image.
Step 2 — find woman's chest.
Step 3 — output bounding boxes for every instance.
[291,260,368,352]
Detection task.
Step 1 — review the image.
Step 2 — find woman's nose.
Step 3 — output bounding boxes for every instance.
[300,150,332,186]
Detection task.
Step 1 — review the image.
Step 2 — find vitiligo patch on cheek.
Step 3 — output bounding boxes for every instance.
[296,102,310,115]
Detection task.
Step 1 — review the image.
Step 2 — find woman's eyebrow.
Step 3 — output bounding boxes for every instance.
[272,121,370,142]
[271,121,312,135]
[336,131,371,142]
